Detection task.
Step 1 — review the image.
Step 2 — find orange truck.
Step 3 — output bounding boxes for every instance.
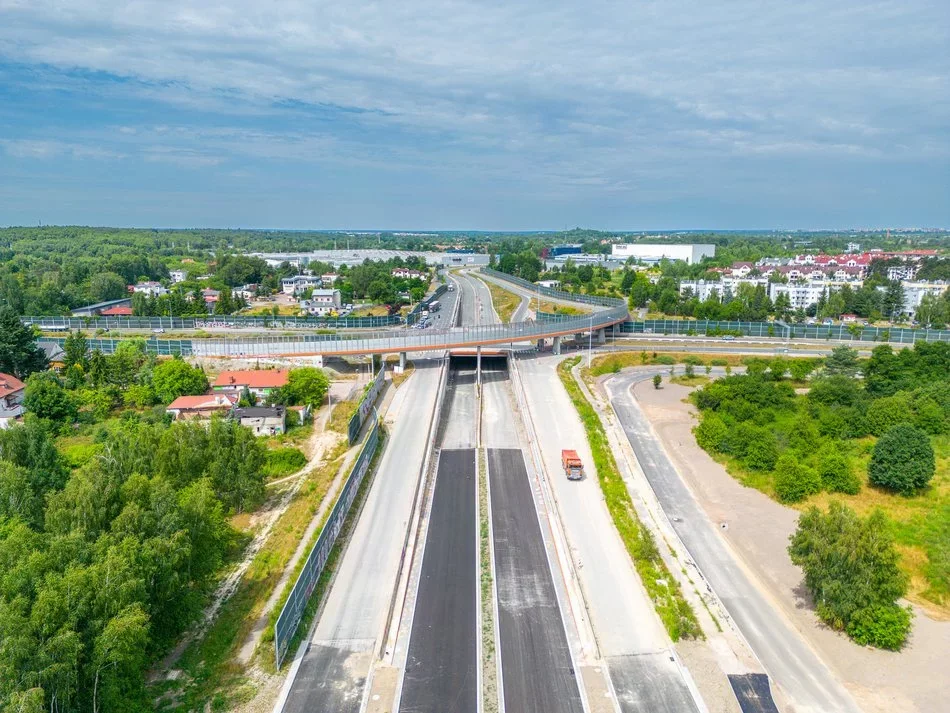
[561,449,584,480]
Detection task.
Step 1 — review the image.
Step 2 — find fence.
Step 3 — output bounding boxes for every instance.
[38,337,194,356]
[619,319,950,343]
[347,364,386,444]
[23,313,402,331]
[273,421,381,668]
[406,284,449,325]
[480,267,626,307]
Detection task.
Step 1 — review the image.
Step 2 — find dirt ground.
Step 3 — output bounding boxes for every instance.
[635,379,950,713]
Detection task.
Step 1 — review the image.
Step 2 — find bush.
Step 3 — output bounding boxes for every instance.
[694,414,728,453]
[846,604,913,650]
[262,447,308,479]
[652,355,675,365]
[710,358,728,367]
[866,393,913,437]
[683,355,704,366]
[817,449,861,494]
[743,427,778,471]
[868,424,936,495]
[774,455,822,503]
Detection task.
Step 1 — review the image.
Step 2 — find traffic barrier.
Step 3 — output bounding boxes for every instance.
[273,421,381,668]
[347,365,386,444]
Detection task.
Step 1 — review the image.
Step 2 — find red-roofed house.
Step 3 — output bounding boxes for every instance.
[166,393,237,421]
[0,373,26,429]
[212,370,289,398]
[99,305,134,316]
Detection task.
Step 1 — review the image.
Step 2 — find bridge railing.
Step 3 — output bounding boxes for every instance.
[480,268,625,307]
[22,313,403,331]
[620,319,950,343]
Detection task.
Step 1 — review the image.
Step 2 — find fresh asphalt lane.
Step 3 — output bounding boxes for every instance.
[398,445,478,713]
[280,360,443,713]
[606,370,861,713]
[517,356,702,713]
[487,446,584,713]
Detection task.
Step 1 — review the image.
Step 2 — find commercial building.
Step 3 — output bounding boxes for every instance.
[611,243,716,265]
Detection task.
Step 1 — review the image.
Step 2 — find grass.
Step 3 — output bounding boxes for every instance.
[588,350,750,376]
[242,305,301,316]
[535,299,588,316]
[557,356,703,641]
[392,361,415,389]
[478,449,499,713]
[350,305,390,317]
[328,399,359,433]
[56,434,101,468]
[153,434,349,711]
[670,375,711,387]
[478,278,521,322]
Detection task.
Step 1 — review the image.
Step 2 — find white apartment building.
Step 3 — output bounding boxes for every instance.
[281,275,323,295]
[611,243,716,265]
[679,276,769,301]
[897,281,949,318]
[768,280,862,310]
[169,270,187,283]
[887,265,919,281]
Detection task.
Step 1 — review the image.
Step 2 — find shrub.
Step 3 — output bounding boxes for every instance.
[817,448,861,494]
[868,424,936,495]
[846,604,913,650]
[683,355,704,366]
[774,455,822,503]
[652,355,675,365]
[743,428,778,471]
[262,447,308,479]
[866,393,913,437]
[694,414,728,453]
[710,358,728,367]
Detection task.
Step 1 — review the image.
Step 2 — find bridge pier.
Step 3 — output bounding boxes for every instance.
[399,351,407,371]
[553,335,562,355]
[537,338,544,351]
[597,328,606,345]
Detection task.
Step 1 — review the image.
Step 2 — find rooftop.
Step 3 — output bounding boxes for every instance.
[0,373,26,395]
[213,370,289,389]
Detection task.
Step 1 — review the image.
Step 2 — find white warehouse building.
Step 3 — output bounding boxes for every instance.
[611,243,716,265]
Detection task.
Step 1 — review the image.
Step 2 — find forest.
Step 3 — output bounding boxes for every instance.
[690,342,949,647]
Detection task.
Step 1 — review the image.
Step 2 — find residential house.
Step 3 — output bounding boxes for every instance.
[166,393,237,421]
[169,270,188,283]
[0,373,26,429]
[232,284,258,300]
[299,289,342,315]
[391,268,428,280]
[212,370,289,399]
[40,343,66,371]
[232,406,286,436]
[321,273,340,285]
[281,275,322,295]
[132,281,169,297]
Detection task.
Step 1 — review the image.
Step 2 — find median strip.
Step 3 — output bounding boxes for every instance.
[557,356,703,642]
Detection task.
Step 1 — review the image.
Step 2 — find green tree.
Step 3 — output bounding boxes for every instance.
[652,374,661,389]
[91,604,149,713]
[87,272,129,303]
[868,424,936,495]
[788,358,817,381]
[0,307,48,379]
[824,346,859,377]
[3,688,46,713]
[743,427,778,471]
[63,331,89,373]
[151,358,208,404]
[23,373,77,425]
[866,393,913,436]
[0,461,41,525]
[788,503,911,648]
[287,367,330,407]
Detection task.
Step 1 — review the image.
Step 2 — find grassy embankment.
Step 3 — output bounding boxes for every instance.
[152,436,350,711]
[479,279,522,322]
[349,305,390,317]
[557,356,702,641]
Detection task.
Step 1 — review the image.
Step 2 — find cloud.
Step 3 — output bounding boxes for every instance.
[0,0,947,226]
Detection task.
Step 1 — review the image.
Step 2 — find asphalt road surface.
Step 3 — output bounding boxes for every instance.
[517,356,702,713]
[399,448,478,713]
[488,447,584,713]
[606,370,861,713]
[281,360,443,713]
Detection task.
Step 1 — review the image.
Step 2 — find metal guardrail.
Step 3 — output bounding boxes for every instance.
[273,420,381,669]
[620,319,950,343]
[23,314,402,331]
[347,365,386,444]
[480,267,626,307]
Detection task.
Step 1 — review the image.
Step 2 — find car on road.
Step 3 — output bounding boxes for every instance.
[721,335,735,341]
[153,328,165,334]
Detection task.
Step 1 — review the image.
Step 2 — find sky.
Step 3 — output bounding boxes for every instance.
[0,0,948,230]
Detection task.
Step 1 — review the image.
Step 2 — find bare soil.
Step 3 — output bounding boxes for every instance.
[636,379,950,713]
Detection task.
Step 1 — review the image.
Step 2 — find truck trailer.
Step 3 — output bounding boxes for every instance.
[561,449,584,480]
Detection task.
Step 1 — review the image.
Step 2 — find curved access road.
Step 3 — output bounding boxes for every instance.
[605,370,862,713]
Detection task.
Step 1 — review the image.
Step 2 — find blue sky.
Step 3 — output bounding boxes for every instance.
[0,0,947,230]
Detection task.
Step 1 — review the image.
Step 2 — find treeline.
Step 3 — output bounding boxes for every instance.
[691,342,949,648]
[0,411,267,712]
